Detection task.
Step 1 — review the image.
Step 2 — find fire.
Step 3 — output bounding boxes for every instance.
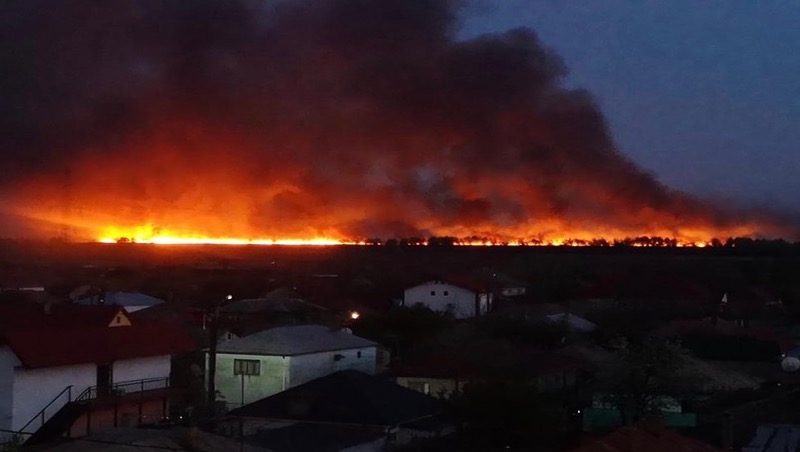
[93,224,723,247]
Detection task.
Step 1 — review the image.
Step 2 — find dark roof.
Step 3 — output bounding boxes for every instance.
[229,370,442,427]
[216,325,376,356]
[571,424,721,452]
[244,423,385,452]
[3,322,197,368]
[391,346,591,380]
[0,301,122,333]
[219,287,323,314]
[744,425,800,452]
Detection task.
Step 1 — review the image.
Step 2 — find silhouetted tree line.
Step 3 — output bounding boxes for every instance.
[361,235,800,250]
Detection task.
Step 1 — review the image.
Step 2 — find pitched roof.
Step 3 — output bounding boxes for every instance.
[3,321,197,368]
[229,370,442,427]
[219,287,324,314]
[571,424,721,452]
[216,324,376,356]
[75,291,165,309]
[0,301,123,333]
[0,300,197,368]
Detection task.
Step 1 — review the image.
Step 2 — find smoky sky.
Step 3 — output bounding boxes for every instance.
[0,0,790,240]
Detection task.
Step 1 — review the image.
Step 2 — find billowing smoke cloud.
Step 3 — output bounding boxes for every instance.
[0,0,789,241]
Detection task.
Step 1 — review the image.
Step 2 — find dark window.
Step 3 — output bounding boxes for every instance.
[444,291,449,296]
[430,291,436,296]
[234,359,261,376]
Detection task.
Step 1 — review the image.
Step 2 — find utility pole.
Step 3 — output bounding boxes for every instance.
[206,294,232,406]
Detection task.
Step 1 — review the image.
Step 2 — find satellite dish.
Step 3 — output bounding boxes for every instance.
[781,357,800,372]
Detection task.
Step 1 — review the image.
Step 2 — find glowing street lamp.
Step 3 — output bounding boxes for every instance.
[349,311,360,320]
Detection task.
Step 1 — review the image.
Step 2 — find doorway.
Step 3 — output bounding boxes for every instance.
[97,363,112,396]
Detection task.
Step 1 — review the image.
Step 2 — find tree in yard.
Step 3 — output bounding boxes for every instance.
[602,336,688,425]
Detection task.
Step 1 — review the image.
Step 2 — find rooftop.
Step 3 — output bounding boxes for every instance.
[215,324,376,356]
[229,370,442,427]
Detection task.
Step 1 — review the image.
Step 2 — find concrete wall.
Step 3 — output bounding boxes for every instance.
[0,347,20,443]
[112,355,171,385]
[404,282,477,318]
[12,363,96,432]
[69,399,166,438]
[214,353,289,408]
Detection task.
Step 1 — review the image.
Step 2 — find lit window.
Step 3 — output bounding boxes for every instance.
[234,359,260,376]
[430,291,436,296]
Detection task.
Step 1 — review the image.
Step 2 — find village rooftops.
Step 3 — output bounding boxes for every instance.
[229,369,442,427]
[215,324,376,356]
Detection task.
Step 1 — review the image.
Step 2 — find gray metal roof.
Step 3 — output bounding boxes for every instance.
[216,325,377,356]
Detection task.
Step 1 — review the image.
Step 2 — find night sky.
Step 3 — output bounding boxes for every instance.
[462,1,800,212]
[0,0,796,240]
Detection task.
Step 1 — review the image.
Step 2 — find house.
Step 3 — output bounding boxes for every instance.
[402,280,492,319]
[74,290,165,313]
[221,370,448,451]
[217,287,329,335]
[655,317,790,361]
[393,341,592,398]
[209,325,378,408]
[0,301,196,446]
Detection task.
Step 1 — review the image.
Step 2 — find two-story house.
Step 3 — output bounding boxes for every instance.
[402,280,492,319]
[0,301,196,446]
[209,324,377,408]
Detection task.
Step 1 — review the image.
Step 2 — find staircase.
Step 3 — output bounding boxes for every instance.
[22,402,87,447]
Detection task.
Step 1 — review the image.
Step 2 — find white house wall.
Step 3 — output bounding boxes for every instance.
[112,355,171,384]
[214,353,288,408]
[0,346,20,442]
[404,282,477,319]
[11,363,96,432]
[289,347,377,388]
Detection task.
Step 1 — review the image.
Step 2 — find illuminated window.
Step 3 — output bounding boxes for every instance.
[234,359,260,376]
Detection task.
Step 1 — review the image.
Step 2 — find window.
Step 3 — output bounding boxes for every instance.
[357,351,362,358]
[444,291,449,296]
[233,359,260,376]
[430,290,436,296]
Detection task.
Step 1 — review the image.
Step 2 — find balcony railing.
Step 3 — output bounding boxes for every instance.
[75,377,170,401]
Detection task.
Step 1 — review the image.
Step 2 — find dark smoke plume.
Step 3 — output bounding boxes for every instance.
[0,0,788,240]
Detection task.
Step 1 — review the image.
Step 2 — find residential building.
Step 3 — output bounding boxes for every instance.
[402,280,492,319]
[74,290,165,313]
[0,301,195,446]
[209,325,377,408]
[221,370,449,451]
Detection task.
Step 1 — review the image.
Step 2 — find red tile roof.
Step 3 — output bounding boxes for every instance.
[0,301,122,333]
[0,301,198,368]
[571,424,721,452]
[3,322,197,368]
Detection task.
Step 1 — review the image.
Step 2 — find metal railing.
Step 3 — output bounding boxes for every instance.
[15,385,73,442]
[75,377,170,401]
